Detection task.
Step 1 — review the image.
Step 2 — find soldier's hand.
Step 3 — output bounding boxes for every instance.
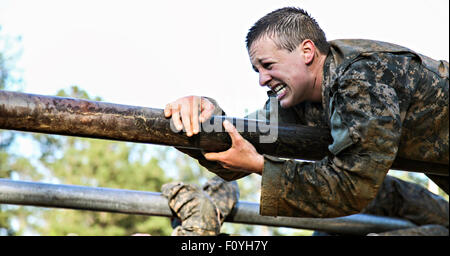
[204,120,264,174]
[164,96,215,137]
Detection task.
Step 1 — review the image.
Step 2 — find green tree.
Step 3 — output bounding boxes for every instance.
[30,86,172,235]
[1,25,38,236]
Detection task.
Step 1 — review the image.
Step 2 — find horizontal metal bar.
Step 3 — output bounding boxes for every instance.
[0,90,447,176]
[0,179,416,235]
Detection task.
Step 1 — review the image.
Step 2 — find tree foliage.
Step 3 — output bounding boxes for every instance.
[1,25,34,236]
[31,86,172,235]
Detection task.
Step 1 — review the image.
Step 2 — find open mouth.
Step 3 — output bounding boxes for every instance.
[272,84,287,97]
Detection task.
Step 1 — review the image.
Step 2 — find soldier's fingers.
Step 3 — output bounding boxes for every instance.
[223,120,242,146]
[180,107,193,137]
[199,99,215,123]
[220,163,232,169]
[164,103,172,118]
[192,97,200,135]
[171,111,183,131]
[204,152,224,162]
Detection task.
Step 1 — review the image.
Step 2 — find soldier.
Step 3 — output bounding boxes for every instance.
[164,7,448,235]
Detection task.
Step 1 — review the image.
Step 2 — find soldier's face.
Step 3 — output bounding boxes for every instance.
[249,36,314,108]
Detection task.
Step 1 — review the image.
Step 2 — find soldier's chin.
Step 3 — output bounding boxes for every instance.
[279,98,292,108]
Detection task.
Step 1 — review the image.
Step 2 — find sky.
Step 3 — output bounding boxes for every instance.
[0,0,448,118]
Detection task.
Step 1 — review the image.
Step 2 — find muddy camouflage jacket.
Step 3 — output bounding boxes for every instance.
[190,39,449,219]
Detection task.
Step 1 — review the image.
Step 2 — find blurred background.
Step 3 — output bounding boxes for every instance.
[0,0,448,235]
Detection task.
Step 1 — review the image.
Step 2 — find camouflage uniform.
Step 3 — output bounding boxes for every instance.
[258,40,448,218]
[179,39,449,235]
[161,176,239,236]
[361,175,448,235]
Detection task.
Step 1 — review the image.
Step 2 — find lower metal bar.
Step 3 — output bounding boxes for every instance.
[0,179,416,235]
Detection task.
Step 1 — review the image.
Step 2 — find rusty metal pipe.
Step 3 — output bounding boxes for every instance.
[0,90,448,176]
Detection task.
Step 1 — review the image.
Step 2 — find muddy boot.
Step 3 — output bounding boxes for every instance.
[162,181,220,236]
[202,176,240,224]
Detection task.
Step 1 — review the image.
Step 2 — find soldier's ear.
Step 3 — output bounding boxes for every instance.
[301,39,315,65]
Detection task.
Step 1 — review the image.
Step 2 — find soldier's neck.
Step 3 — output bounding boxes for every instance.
[310,53,327,102]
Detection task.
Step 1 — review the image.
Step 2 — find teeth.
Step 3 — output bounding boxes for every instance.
[277,87,286,96]
[273,84,286,94]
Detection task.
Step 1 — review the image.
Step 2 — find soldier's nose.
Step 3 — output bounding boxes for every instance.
[259,71,271,87]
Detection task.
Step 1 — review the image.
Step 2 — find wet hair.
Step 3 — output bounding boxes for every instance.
[246,7,330,54]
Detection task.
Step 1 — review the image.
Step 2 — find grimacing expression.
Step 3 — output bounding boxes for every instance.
[249,36,315,108]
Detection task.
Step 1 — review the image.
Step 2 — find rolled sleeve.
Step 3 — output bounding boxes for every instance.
[260,155,284,216]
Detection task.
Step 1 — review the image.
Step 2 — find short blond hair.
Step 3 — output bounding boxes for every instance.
[246,7,329,54]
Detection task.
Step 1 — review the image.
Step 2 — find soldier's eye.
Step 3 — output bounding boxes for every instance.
[262,62,273,70]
